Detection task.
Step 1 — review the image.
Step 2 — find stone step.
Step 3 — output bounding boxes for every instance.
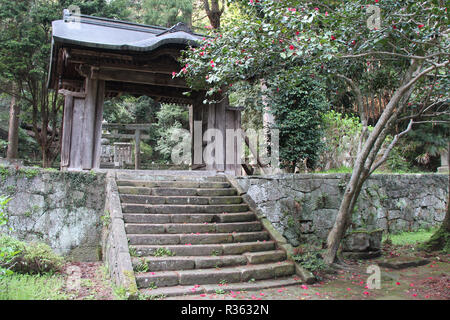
[123,212,257,224]
[132,250,287,272]
[125,222,262,234]
[243,250,287,264]
[132,255,248,272]
[119,195,243,205]
[121,203,249,214]
[130,241,277,257]
[115,173,227,182]
[116,180,231,189]
[118,187,237,197]
[135,261,295,288]
[139,277,301,298]
[127,231,270,245]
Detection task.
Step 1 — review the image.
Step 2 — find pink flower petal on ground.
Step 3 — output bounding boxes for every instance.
[347,288,351,291]
[301,285,309,290]
[363,291,370,295]
[200,294,206,297]
[251,295,257,300]
[396,282,401,285]
[315,292,320,296]
[260,292,265,296]
[278,289,284,293]
[412,294,417,297]
[410,283,414,287]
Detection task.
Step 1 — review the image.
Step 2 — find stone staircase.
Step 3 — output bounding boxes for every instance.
[116,173,299,297]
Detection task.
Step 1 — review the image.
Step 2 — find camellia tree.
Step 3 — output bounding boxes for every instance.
[178,0,449,264]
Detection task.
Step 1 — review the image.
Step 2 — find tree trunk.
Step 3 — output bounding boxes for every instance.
[6,87,20,160]
[324,59,424,264]
[203,0,223,29]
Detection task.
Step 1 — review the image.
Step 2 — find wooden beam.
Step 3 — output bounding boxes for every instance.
[92,68,188,88]
[102,133,150,139]
[105,82,197,104]
[102,123,153,130]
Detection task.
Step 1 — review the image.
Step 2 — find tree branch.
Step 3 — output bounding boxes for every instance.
[369,119,414,174]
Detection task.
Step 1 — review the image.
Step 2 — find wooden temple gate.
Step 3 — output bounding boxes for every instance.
[49,11,243,175]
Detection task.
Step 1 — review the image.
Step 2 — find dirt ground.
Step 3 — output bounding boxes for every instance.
[60,245,449,300]
[61,262,117,300]
[167,245,450,301]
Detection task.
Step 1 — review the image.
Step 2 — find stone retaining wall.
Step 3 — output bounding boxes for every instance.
[101,172,137,298]
[0,167,106,261]
[235,174,448,247]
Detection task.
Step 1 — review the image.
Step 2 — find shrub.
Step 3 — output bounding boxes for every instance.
[293,251,328,273]
[0,235,64,274]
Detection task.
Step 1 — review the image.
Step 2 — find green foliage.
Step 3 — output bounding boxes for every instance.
[293,251,328,273]
[153,247,176,257]
[0,273,68,300]
[142,0,192,27]
[133,258,149,273]
[418,227,450,254]
[154,104,190,162]
[0,235,64,274]
[269,70,328,171]
[383,228,436,246]
[103,95,158,125]
[101,211,111,227]
[0,195,10,228]
[319,111,366,171]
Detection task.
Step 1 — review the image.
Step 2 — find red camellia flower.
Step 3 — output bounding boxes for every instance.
[418,24,424,28]
[331,35,336,41]
[172,71,176,77]
[200,51,204,56]
[289,45,294,50]
[296,31,300,35]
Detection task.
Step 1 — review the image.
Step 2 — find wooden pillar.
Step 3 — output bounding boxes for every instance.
[70,97,87,169]
[59,77,104,170]
[203,96,228,172]
[225,107,243,176]
[81,77,105,169]
[134,129,141,170]
[92,80,105,169]
[191,96,205,170]
[60,95,74,169]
